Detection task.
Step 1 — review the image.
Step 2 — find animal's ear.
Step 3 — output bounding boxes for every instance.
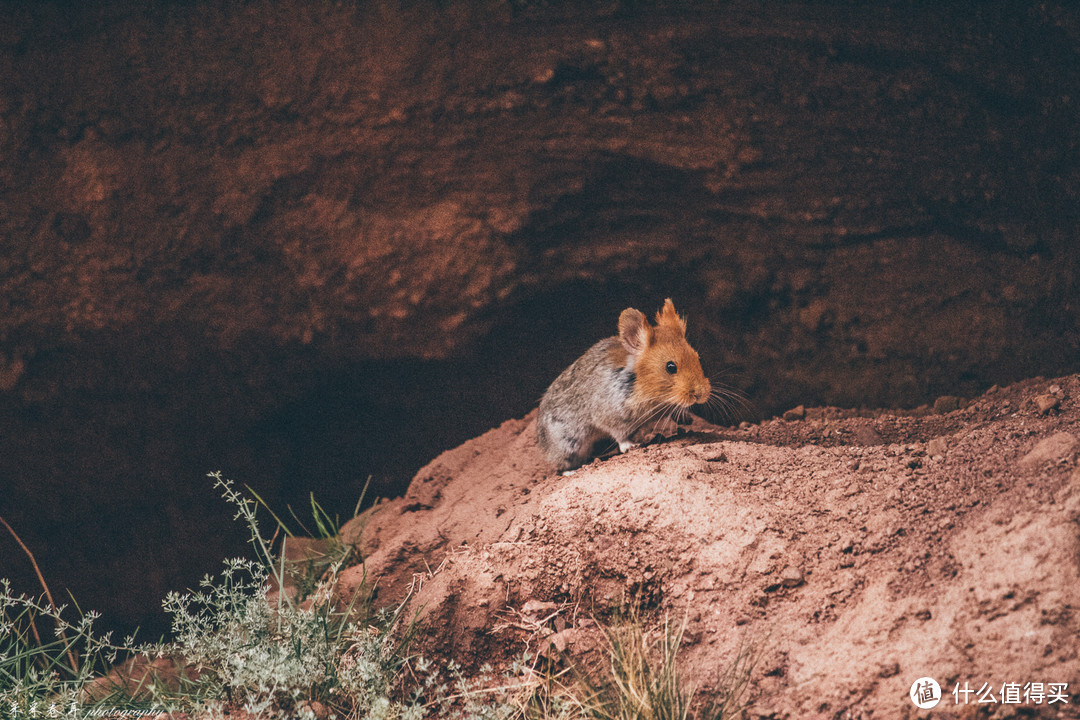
[656,298,687,336]
[618,308,652,358]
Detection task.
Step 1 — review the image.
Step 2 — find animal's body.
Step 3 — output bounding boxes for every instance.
[536,299,711,472]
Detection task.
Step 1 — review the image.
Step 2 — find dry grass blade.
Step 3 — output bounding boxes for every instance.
[0,514,78,675]
[601,614,691,720]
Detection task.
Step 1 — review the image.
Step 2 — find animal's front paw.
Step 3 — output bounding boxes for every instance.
[617,440,639,454]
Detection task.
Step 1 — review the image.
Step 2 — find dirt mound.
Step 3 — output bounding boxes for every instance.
[339,374,1080,718]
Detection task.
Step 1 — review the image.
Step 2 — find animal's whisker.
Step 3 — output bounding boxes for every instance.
[650,405,673,438]
[629,402,671,438]
[704,384,755,423]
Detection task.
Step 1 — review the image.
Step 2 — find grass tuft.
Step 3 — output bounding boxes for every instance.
[583,611,757,720]
[408,610,757,720]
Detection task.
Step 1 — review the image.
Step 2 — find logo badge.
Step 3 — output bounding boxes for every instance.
[910,677,942,709]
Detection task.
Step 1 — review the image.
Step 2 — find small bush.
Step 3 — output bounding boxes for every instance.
[150,473,419,719]
[0,581,137,717]
[0,473,418,720]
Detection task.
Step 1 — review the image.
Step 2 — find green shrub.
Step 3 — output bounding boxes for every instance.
[150,473,419,719]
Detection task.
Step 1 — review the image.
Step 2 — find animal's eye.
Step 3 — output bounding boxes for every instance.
[666,361,677,374]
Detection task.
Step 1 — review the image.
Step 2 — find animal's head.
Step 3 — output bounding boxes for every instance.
[618,298,711,407]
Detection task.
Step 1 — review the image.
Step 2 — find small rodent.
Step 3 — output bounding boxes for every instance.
[536,298,712,472]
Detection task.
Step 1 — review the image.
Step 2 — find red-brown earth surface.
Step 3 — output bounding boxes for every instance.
[338,374,1080,719]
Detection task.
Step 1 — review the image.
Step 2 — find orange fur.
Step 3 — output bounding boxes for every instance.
[632,299,710,407]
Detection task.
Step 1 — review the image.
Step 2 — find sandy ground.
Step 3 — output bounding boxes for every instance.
[340,373,1080,718]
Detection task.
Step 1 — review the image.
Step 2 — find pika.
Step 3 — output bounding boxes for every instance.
[536,298,712,472]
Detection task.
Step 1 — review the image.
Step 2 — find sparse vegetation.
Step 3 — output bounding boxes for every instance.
[0,579,135,718]
[571,611,756,720]
[408,611,757,720]
[0,474,757,719]
[137,472,421,719]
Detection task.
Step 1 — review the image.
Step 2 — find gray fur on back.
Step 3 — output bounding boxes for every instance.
[536,337,642,471]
